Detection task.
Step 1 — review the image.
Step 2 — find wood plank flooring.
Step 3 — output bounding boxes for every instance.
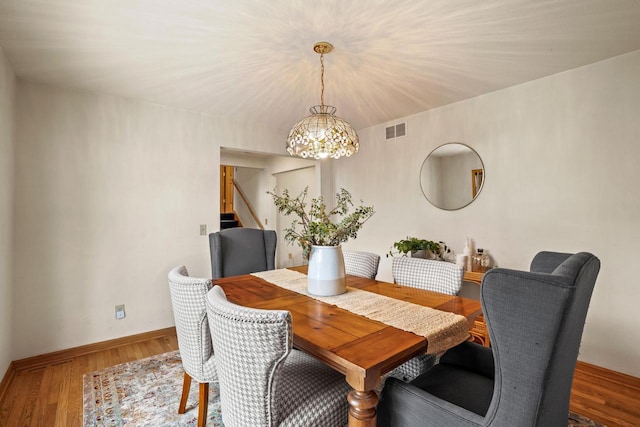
[570,361,640,426]
[0,328,179,427]
[0,327,638,426]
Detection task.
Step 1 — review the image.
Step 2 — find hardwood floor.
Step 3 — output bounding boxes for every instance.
[0,328,179,427]
[570,361,640,427]
[0,327,638,426]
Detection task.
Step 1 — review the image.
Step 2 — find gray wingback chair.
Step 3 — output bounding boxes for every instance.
[209,228,277,279]
[167,266,217,427]
[377,251,600,427]
[205,285,350,426]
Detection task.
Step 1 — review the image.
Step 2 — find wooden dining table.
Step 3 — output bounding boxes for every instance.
[213,266,482,427]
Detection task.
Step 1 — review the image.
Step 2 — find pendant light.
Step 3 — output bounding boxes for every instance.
[286,42,359,160]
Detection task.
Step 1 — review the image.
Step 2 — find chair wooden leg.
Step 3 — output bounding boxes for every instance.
[198,382,209,427]
[178,371,192,414]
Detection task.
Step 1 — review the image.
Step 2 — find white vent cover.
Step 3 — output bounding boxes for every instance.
[385,123,407,140]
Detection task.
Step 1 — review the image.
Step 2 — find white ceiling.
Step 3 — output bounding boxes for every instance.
[1,0,640,131]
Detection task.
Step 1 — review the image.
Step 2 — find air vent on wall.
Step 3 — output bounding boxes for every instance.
[386,126,395,139]
[385,122,407,140]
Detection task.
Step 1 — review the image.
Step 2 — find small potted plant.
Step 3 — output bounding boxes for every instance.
[268,186,374,296]
[388,237,450,261]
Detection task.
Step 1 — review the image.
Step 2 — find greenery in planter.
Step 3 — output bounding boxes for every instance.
[268,187,375,258]
[387,237,451,260]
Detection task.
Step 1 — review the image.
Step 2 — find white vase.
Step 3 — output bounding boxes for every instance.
[307,245,347,296]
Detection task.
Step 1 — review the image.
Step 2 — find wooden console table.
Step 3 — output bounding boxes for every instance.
[463,270,490,347]
[463,270,484,285]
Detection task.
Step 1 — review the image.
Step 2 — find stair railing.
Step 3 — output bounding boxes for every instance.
[232,179,265,230]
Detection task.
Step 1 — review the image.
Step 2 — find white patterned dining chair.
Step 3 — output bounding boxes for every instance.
[167,266,217,427]
[392,256,464,295]
[205,285,351,427]
[343,250,381,279]
[389,257,465,381]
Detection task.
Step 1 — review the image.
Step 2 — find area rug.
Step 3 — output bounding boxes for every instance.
[83,351,222,426]
[83,350,606,426]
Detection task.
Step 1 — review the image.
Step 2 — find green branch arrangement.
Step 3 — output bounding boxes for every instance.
[268,187,375,258]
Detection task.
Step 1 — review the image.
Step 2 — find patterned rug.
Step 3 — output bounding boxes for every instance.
[83,351,222,426]
[83,350,606,426]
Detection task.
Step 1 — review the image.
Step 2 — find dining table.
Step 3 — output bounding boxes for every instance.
[213,266,482,427]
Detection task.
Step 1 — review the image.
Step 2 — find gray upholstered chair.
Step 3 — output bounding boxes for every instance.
[209,227,277,279]
[377,251,600,427]
[343,250,381,279]
[389,257,465,381]
[167,266,217,427]
[205,285,351,426]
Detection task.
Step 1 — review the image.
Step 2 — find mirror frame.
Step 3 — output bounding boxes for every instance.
[419,142,485,210]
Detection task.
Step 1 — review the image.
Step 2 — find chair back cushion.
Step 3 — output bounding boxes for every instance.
[209,228,277,278]
[206,286,291,426]
[343,251,381,279]
[392,257,464,295]
[529,251,572,274]
[167,266,216,381]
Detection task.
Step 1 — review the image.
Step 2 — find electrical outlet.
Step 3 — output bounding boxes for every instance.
[200,224,207,235]
[265,218,268,225]
[288,253,293,260]
[115,304,126,319]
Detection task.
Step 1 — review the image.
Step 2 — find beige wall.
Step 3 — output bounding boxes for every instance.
[0,48,16,376]
[11,82,285,359]
[6,48,640,379]
[337,50,640,377]
[274,166,317,268]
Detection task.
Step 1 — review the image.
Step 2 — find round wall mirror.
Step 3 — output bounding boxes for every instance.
[420,143,484,210]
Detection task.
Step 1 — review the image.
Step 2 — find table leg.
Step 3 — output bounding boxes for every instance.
[347,389,379,426]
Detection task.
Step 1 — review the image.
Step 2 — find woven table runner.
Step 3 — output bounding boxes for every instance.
[251,269,470,355]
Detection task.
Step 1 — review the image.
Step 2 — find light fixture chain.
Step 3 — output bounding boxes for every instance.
[320,52,325,107]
